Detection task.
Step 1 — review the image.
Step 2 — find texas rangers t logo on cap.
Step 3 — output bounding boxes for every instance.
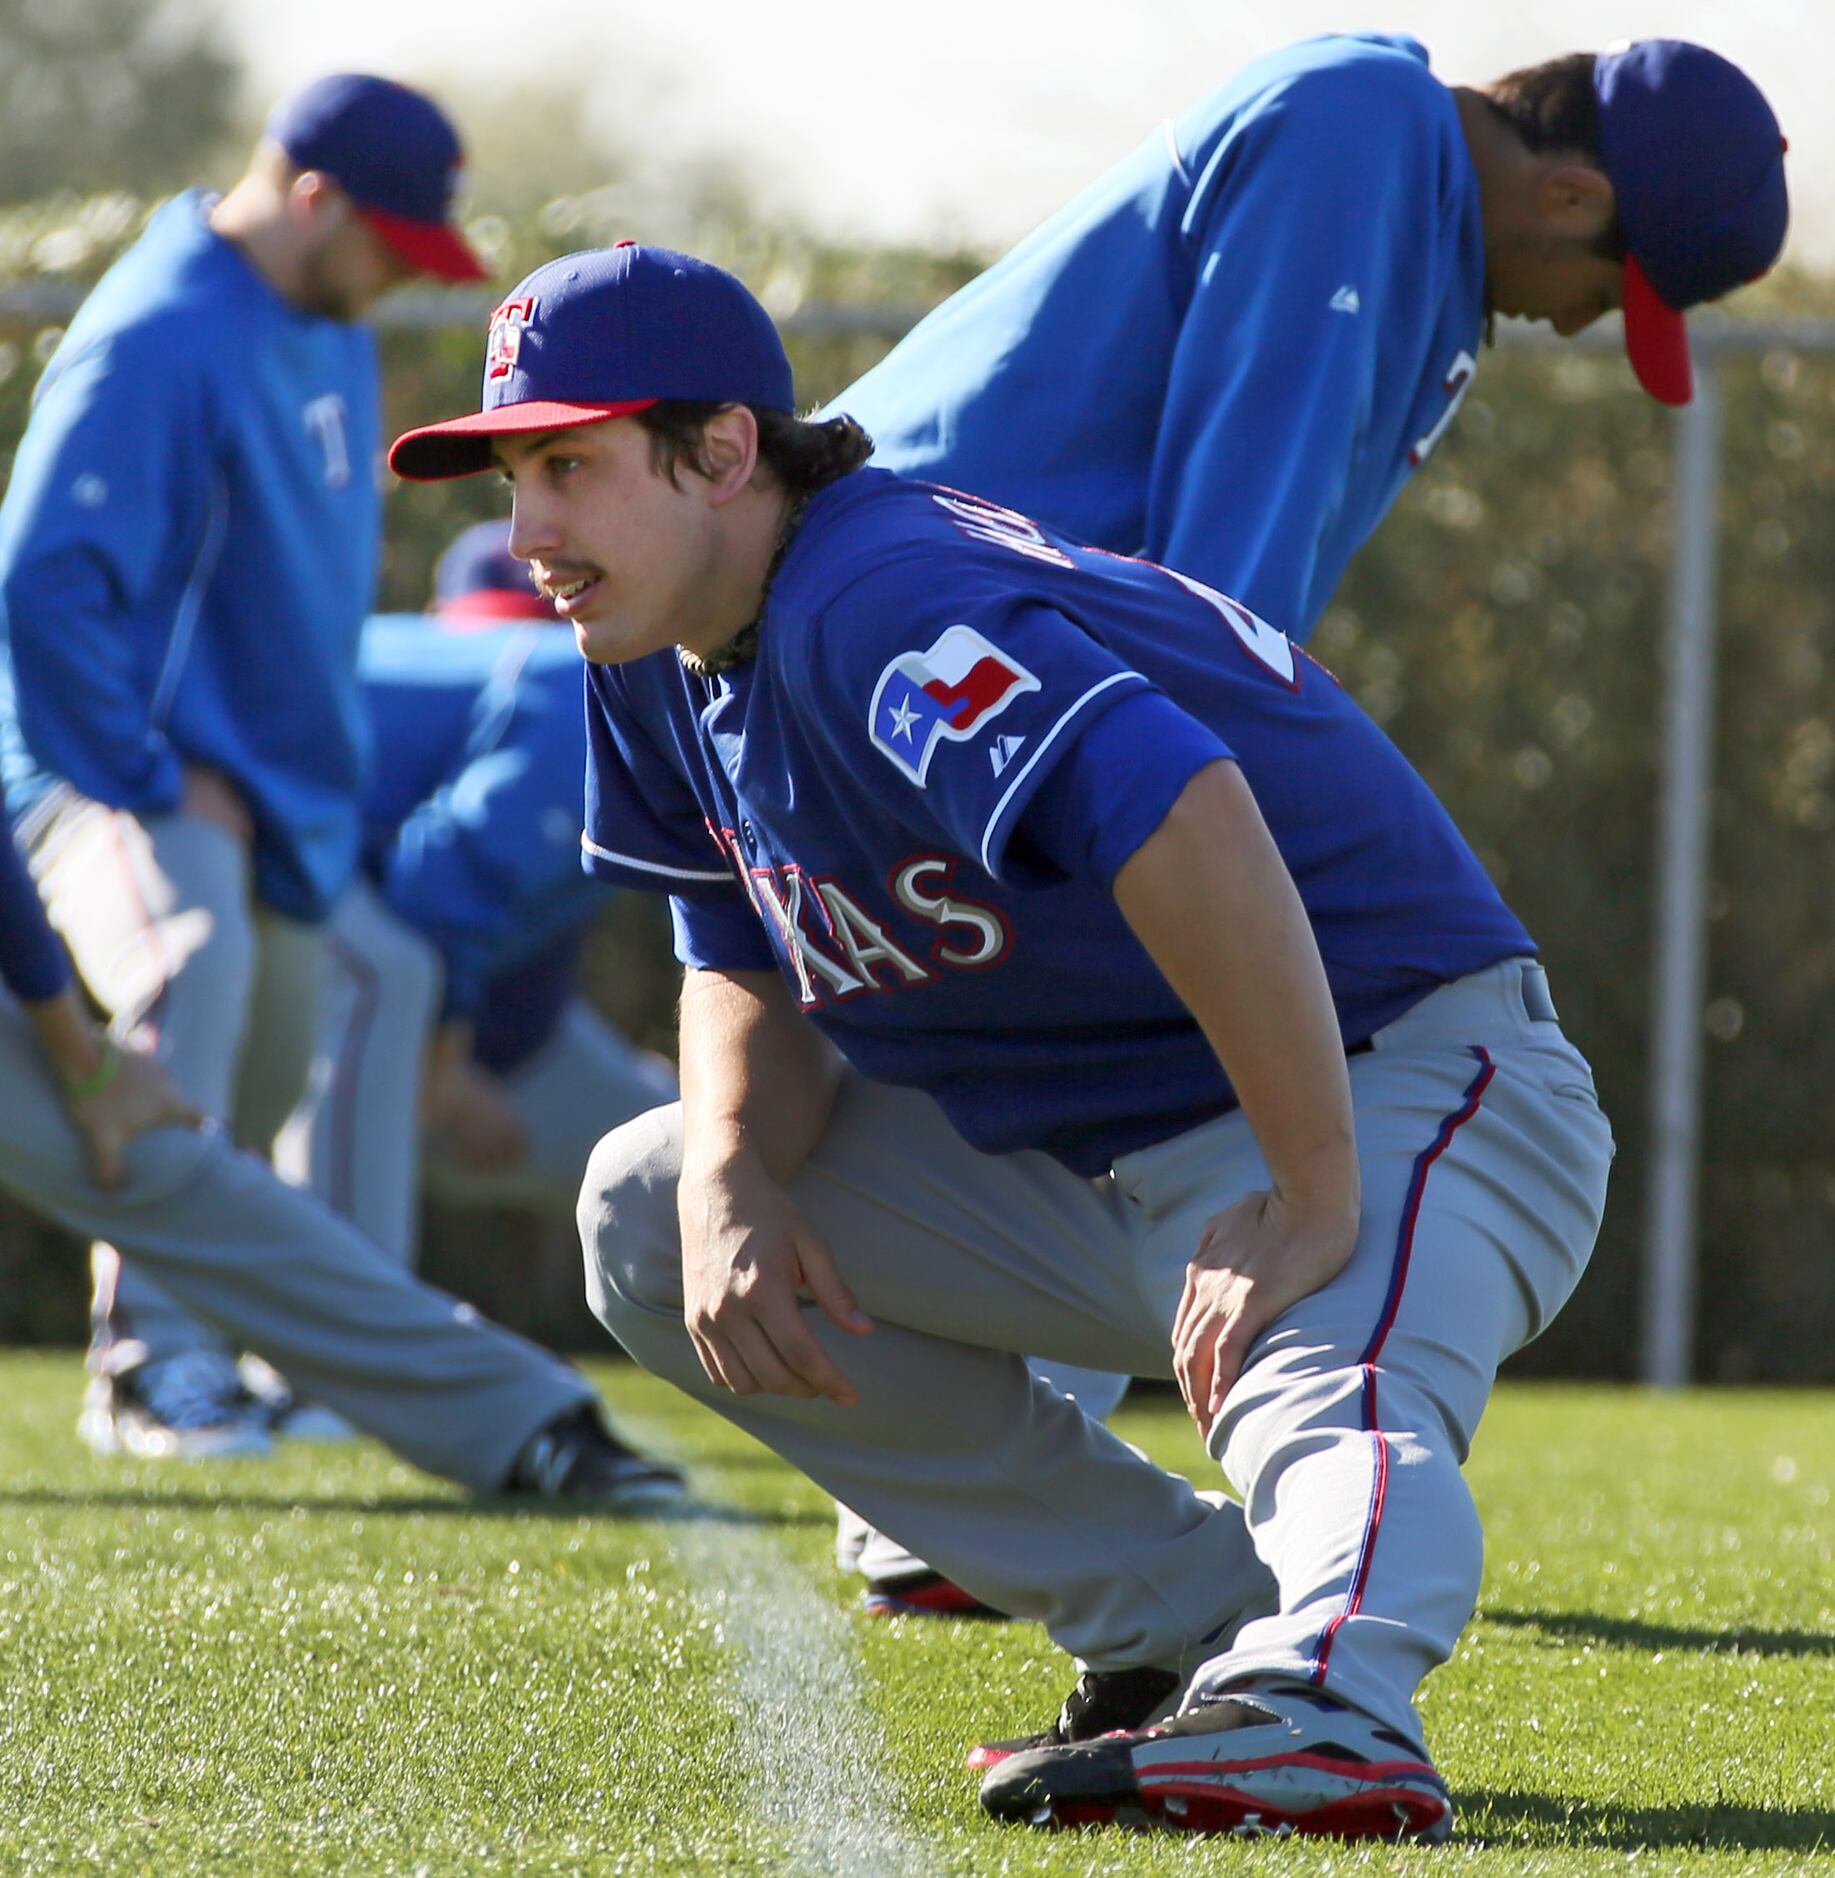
[486,297,536,379]
[870,624,1040,786]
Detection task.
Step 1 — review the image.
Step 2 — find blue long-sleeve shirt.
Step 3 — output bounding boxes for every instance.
[1,803,68,1000]
[831,34,1485,642]
[0,192,381,921]
[359,617,603,1035]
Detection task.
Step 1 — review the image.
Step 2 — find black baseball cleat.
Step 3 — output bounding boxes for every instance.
[502,1405,686,1510]
[978,1686,1453,1842]
[965,1664,1182,1771]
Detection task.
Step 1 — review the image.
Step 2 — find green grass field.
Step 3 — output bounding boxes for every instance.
[1,1354,1829,1876]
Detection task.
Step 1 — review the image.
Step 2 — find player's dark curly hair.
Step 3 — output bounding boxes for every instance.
[1483,52,1627,261]
[636,401,874,497]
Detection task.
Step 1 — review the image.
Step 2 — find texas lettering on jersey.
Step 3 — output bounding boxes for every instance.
[710,827,1011,1007]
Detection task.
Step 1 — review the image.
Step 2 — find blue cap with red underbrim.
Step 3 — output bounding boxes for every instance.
[388,242,795,480]
[1594,41,1788,405]
[268,73,486,284]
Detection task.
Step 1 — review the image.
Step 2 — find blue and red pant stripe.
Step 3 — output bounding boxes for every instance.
[1309,1046,1496,1685]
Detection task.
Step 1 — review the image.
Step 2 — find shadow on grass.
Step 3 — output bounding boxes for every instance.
[1486,1607,1835,1660]
[1459,1787,1835,1853]
[0,1484,830,1529]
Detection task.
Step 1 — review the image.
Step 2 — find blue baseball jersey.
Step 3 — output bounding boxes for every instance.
[0,192,381,921]
[829,34,1484,643]
[582,468,1531,1174]
[358,616,603,1033]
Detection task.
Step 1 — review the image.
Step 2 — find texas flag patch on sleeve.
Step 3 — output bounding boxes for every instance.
[869,624,1041,786]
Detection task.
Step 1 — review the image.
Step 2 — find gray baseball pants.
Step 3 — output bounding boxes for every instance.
[0,987,592,1488]
[277,887,678,1256]
[23,796,593,1476]
[583,960,1611,1745]
[834,1357,1130,1582]
[420,997,679,1216]
[273,878,442,1267]
[30,799,331,1373]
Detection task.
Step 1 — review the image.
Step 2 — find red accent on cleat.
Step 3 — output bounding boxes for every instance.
[862,1573,1000,1619]
[1133,1748,1451,1840]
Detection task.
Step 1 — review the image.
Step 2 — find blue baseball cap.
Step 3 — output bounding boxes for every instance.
[1593,42,1787,404]
[389,243,794,480]
[433,520,557,622]
[268,73,485,283]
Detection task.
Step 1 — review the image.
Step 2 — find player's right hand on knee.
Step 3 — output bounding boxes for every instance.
[678,1148,872,1407]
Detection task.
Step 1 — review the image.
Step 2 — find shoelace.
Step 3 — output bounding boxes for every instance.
[138,1354,257,1432]
[1059,1674,1106,1736]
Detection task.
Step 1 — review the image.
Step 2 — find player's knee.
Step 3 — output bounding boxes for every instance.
[1217,1352,1472,1514]
[113,1120,227,1205]
[578,1102,686,1327]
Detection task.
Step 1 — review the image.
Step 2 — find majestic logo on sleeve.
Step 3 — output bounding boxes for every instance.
[870,625,1040,787]
[486,297,537,380]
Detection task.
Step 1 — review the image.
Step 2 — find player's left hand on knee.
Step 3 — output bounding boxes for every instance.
[68,1043,206,1192]
[1173,1185,1360,1437]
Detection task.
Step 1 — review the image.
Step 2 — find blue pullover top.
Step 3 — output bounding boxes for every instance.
[833,34,1485,642]
[0,192,381,921]
[359,616,603,1046]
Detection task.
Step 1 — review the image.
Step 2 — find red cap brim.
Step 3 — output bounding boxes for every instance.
[437,589,559,624]
[389,399,658,480]
[361,205,488,283]
[1622,255,1693,406]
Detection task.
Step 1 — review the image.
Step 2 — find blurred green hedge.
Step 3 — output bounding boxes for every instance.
[2,195,1831,1381]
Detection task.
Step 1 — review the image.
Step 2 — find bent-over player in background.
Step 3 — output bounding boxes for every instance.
[390,245,1614,1843]
[842,34,1787,628]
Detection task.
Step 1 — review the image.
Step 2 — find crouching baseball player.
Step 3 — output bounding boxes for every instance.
[391,245,1614,1843]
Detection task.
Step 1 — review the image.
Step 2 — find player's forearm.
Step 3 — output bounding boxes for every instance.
[677,967,843,1187]
[1113,759,1359,1223]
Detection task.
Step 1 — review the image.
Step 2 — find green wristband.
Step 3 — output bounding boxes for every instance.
[62,1037,121,1103]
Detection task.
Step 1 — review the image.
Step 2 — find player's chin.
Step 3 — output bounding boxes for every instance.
[572,617,616,665]
[571,610,654,668]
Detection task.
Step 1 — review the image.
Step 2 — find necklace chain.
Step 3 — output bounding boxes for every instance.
[679,494,809,678]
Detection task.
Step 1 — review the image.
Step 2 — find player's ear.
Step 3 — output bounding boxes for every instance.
[286,169,347,239]
[698,406,761,507]
[1533,163,1616,244]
